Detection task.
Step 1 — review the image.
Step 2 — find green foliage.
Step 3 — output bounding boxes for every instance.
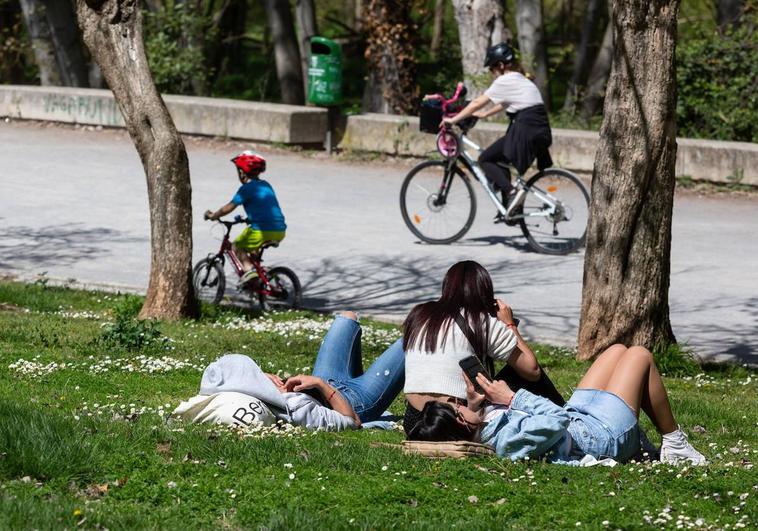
[653,342,702,377]
[677,16,758,143]
[0,281,756,528]
[144,4,217,95]
[99,296,164,351]
[0,403,99,482]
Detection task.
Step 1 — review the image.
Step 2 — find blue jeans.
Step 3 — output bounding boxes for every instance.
[312,316,405,423]
[565,389,640,462]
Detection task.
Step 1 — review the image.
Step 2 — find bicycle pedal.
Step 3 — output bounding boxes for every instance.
[493,213,506,224]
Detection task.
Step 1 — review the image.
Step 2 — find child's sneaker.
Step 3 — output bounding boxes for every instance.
[660,427,707,465]
[239,270,258,287]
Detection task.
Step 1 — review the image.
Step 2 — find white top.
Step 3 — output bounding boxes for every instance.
[404,316,518,399]
[484,72,544,114]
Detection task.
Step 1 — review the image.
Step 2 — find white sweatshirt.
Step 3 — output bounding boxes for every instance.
[403,316,518,399]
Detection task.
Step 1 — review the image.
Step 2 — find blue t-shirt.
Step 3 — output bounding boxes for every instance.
[231,179,286,232]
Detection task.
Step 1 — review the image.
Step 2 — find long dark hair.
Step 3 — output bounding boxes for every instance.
[406,401,474,442]
[402,260,495,357]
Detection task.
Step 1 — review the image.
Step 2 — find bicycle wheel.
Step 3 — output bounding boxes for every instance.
[192,257,226,304]
[259,266,302,310]
[519,168,590,255]
[400,160,477,244]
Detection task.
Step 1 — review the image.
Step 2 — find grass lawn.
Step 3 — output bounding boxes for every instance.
[0,281,755,530]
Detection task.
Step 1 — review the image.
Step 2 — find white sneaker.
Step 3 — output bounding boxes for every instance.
[660,427,707,466]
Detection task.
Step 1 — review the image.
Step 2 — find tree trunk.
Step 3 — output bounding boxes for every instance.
[717,0,743,28]
[264,0,305,105]
[577,0,680,360]
[362,0,418,114]
[515,0,550,107]
[76,0,196,320]
[430,0,445,59]
[580,17,613,119]
[295,0,318,96]
[19,0,89,86]
[451,0,509,97]
[562,0,603,113]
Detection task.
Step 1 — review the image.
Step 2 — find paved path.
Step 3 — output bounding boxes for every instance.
[1,121,756,365]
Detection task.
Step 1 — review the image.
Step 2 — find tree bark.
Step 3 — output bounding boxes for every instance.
[451,0,509,97]
[430,0,445,59]
[76,0,196,320]
[580,17,613,119]
[19,0,89,87]
[295,0,318,96]
[562,0,603,113]
[717,0,743,28]
[362,0,418,114]
[577,0,680,360]
[264,0,305,105]
[515,0,550,107]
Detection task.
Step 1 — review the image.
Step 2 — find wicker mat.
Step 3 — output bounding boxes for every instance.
[401,440,495,458]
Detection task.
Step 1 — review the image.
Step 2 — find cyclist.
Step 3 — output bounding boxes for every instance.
[441,42,553,222]
[204,151,287,285]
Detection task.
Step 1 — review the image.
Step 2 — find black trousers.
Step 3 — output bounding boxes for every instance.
[478,135,512,198]
[493,364,566,407]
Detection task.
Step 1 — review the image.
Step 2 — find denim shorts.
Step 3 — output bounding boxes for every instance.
[565,389,640,462]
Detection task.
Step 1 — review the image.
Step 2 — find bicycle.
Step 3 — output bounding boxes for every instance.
[193,216,302,310]
[400,83,590,255]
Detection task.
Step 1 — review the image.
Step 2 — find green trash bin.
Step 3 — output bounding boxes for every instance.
[307,36,342,106]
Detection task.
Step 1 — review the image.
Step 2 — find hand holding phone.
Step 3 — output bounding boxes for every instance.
[459,355,490,393]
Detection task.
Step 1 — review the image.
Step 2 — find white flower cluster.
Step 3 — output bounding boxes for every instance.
[214,316,401,349]
[9,355,205,378]
[51,307,104,320]
[681,373,756,389]
[7,357,71,377]
[235,419,312,440]
[74,398,172,421]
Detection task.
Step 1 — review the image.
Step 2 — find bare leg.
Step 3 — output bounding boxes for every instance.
[604,347,677,434]
[576,344,629,390]
[234,244,254,273]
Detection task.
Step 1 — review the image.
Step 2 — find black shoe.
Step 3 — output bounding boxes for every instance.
[493,212,506,224]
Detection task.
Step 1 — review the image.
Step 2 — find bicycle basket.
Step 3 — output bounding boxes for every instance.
[419,100,443,133]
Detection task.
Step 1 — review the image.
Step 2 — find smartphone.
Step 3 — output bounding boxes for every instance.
[459,356,490,392]
[492,300,520,326]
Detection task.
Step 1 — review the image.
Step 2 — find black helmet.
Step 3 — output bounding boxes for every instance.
[484,42,515,68]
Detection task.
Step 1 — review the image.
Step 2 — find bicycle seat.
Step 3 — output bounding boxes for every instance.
[259,240,280,250]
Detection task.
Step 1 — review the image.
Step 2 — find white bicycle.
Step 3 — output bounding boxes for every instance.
[400,84,590,255]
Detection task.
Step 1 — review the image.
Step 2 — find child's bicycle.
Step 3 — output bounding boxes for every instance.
[401,83,590,255]
[193,216,302,310]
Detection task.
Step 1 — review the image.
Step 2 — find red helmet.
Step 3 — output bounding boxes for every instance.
[231,151,266,175]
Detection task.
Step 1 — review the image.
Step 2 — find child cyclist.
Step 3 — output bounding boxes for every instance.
[204,151,286,285]
[442,42,552,223]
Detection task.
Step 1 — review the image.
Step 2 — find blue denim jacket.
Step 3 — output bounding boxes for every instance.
[479,389,577,463]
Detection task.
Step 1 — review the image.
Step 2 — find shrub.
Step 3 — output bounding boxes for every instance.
[677,17,758,142]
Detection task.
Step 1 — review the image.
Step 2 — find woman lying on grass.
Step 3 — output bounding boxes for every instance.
[185,311,405,431]
[408,344,707,465]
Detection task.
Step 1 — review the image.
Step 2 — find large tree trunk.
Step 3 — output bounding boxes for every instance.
[362,0,418,114]
[562,0,603,113]
[580,17,613,119]
[430,0,445,59]
[76,0,196,320]
[19,0,89,86]
[515,0,550,107]
[577,0,680,360]
[717,0,743,28]
[295,0,318,95]
[263,0,304,105]
[451,0,509,97]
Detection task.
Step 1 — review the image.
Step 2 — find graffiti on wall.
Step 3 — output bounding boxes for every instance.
[42,93,124,126]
